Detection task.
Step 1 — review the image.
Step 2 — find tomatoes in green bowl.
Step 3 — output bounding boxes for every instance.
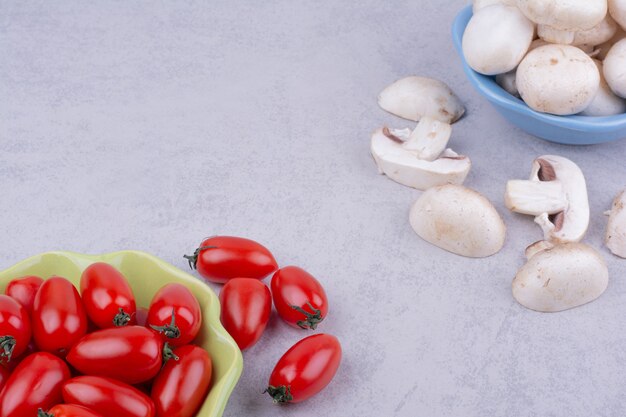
[0,250,243,417]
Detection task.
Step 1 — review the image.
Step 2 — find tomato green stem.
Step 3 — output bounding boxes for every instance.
[37,409,53,417]
[113,308,132,327]
[0,336,16,363]
[150,309,181,339]
[162,342,179,365]
[291,302,324,330]
[265,385,293,404]
[183,246,216,270]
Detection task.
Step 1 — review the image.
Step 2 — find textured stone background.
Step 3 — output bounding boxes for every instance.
[2,1,626,416]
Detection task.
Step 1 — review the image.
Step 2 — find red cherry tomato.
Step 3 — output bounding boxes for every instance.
[0,352,71,417]
[184,236,278,283]
[135,307,149,327]
[271,266,328,329]
[151,345,212,417]
[0,366,9,392]
[0,295,31,365]
[40,404,104,417]
[32,277,88,356]
[219,278,271,350]
[266,334,341,404]
[67,326,174,385]
[5,275,43,315]
[147,283,201,347]
[62,376,155,417]
[80,263,137,329]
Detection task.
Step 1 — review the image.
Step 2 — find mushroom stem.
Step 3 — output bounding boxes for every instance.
[505,180,567,215]
[537,25,575,44]
[402,117,452,161]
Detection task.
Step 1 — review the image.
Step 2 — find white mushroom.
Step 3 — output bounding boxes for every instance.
[504,155,589,243]
[605,189,626,258]
[573,14,618,47]
[609,0,626,31]
[603,38,626,98]
[462,4,535,75]
[517,0,608,45]
[512,242,609,312]
[516,45,600,115]
[537,24,575,44]
[409,185,506,258]
[399,117,452,162]
[594,28,625,59]
[378,76,465,123]
[370,128,471,190]
[496,70,520,97]
[581,59,626,116]
[473,0,516,12]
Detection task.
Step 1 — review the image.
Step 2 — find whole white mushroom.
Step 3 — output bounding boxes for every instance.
[573,14,618,47]
[516,45,600,115]
[462,4,534,75]
[609,0,626,31]
[473,0,516,12]
[603,38,626,98]
[581,60,626,116]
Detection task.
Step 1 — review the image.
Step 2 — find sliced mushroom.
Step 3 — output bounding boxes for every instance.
[610,0,626,31]
[370,128,470,190]
[399,117,452,162]
[605,189,626,258]
[504,155,589,243]
[409,185,506,258]
[378,76,465,124]
[512,242,609,312]
[603,38,626,98]
[581,59,626,116]
[573,14,618,47]
[462,4,535,75]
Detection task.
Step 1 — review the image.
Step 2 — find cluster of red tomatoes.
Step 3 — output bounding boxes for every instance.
[185,235,342,404]
[0,263,211,417]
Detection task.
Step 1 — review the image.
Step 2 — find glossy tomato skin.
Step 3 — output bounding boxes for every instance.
[0,366,9,392]
[147,283,201,347]
[271,266,328,330]
[67,326,164,385]
[0,295,31,364]
[0,352,71,417]
[62,376,155,417]
[5,275,43,315]
[80,263,137,329]
[219,278,271,350]
[32,277,88,356]
[151,345,212,417]
[266,334,341,404]
[185,236,278,283]
[43,404,104,417]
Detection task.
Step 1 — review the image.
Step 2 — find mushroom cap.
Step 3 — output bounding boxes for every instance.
[517,0,608,31]
[378,76,465,124]
[603,38,626,98]
[409,185,506,258]
[609,0,626,31]
[462,4,535,75]
[512,242,608,312]
[473,0,516,12]
[581,59,626,116]
[573,14,618,46]
[371,129,471,190]
[606,189,626,258]
[516,45,600,115]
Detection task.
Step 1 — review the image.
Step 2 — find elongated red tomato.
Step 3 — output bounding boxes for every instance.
[0,295,31,364]
[0,366,9,392]
[147,283,201,347]
[67,326,173,384]
[80,263,136,329]
[40,404,104,417]
[184,236,278,283]
[271,266,328,329]
[219,278,271,350]
[266,334,341,404]
[0,352,71,417]
[32,277,88,356]
[5,275,43,315]
[63,376,155,417]
[151,345,212,417]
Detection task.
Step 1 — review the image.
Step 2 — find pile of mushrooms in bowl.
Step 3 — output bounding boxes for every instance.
[452,0,626,144]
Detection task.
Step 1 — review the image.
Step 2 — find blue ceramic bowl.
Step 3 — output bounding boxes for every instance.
[452,5,626,145]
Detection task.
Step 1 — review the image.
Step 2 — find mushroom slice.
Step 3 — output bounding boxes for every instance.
[402,117,452,161]
[409,185,506,258]
[512,242,609,312]
[378,76,465,124]
[605,189,626,258]
[504,155,589,243]
[370,128,471,190]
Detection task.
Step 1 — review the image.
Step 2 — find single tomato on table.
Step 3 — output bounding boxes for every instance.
[0,294,31,364]
[220,278,271,350]
[4,275,43,315]
[39,404,104,417]
[147,283,201,347]
[184,236,278,283]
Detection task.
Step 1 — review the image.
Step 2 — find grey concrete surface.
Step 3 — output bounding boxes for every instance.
[2,1,626,416]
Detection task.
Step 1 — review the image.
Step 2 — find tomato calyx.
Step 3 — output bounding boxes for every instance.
[162,342,180,364]
[37,409,53,417]
[113,307,132,327]
[150,309,181,339]
[0,335,16,363]
[183,246,217,270]
[291,302,324,330]
[265,385,293,404]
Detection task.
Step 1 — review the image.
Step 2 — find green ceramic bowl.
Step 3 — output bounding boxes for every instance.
[0,250,243,417]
